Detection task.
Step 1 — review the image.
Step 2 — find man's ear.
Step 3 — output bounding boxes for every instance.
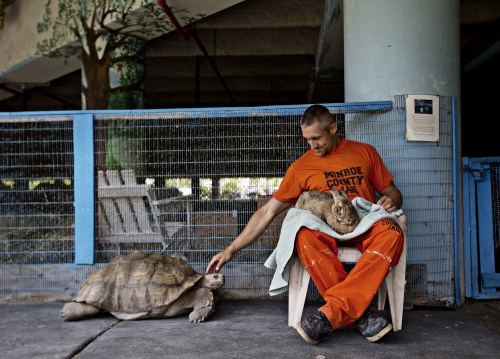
[330,122,337,134]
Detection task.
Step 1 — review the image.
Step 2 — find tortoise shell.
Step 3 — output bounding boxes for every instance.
[74,251,203,314]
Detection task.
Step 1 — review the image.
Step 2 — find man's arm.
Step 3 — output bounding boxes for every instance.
[205,197,291,273]
[377,181,403,212]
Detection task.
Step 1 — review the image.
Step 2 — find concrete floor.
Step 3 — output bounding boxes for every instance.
[2,299,500,359]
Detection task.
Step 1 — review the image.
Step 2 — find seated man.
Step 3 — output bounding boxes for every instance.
[206,104,404,344]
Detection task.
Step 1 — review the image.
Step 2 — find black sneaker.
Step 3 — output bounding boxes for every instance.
[355,309,393,342]
[295,310,333,345]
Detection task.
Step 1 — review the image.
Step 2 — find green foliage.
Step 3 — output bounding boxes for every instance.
[200,186,212,200]
[221,178,242,199]
[108,36,146,109]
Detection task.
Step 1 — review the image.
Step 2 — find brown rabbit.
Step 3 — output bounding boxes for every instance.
[295,189,360,234]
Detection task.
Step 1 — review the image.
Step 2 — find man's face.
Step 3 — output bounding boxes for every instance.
[301,122,337,156]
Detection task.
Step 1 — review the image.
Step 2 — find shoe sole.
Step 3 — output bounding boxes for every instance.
[364,323,393,342]
[295,323,320,345]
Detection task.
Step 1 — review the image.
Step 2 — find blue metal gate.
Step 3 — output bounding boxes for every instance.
[463,156,500,299]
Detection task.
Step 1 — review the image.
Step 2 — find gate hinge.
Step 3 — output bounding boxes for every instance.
[463,164,489,181]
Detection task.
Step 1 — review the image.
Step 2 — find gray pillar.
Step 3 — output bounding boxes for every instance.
[343,0,464,305]
[344,0,460,102]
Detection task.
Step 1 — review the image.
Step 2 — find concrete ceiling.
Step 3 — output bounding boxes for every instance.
[0,0,245,84]
[0,0,498,85]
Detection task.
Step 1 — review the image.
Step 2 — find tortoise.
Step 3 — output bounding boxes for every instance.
[61,251,224,323]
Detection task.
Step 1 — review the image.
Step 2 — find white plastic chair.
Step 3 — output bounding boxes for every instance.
[287,216,407,331]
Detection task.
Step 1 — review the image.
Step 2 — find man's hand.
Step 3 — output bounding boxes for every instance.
[206,249,234,273]
[377,195,399,212]
[378,182,403,212]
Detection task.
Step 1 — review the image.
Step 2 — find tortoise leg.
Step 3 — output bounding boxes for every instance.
[60,302,104,321]
[164,288,215,322]
[188,288,216,323]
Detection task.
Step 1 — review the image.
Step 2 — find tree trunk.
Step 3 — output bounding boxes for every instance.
[82,52,111,110]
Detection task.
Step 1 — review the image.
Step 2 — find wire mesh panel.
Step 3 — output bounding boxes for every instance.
[90,107,349,299]
[0,116,74,300]
[93,108,316,299]
[144,56,331,109]
[347,96,456,305]
[0,99,459,305]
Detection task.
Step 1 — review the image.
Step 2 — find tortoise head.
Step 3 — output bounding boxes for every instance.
[202,273,225,290]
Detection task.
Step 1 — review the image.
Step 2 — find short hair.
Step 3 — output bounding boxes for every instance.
[300,104,334,131]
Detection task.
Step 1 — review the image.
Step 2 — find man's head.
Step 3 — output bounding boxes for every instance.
[300,105,339,156]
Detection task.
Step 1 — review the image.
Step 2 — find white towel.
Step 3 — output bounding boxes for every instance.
[264,197,406,296]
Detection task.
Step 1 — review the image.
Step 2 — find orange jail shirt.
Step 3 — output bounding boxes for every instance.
[273,138,394,204]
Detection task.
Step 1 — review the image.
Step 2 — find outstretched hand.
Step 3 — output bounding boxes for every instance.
[206,250,234,273]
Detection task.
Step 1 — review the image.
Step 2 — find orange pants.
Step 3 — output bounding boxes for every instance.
[294,218,404,329]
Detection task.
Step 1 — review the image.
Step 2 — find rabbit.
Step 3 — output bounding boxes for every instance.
[295,189,360,234]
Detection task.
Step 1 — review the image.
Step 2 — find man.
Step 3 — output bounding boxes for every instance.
[206,104,404,344]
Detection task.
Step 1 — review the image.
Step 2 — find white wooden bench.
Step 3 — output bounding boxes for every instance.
[97,170,191,245]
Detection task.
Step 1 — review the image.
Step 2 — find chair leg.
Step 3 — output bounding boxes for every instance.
[288,256,310,327]
[386,242,407,332]
[377,278,388,310]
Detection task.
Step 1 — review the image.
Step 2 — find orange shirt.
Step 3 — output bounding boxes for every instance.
[273,138,394,205]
